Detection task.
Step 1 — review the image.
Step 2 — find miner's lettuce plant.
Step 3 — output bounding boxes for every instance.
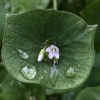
[0,0,100,100]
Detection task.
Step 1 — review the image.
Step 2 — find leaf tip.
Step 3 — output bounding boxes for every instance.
[92,24,98,27]
[87,24,97,31]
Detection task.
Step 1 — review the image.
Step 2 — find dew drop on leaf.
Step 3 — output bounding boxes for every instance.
[69,84,71,87]
[44,71,46,73]
[50,65,58,86]
[17,49,29,59]
[21,63,36,79]
[40,76,43,80]
[66,66,76,78]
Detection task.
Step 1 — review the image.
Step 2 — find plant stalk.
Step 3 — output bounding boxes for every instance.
[53,0,57,10]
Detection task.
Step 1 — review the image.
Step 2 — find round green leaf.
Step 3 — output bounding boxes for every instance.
[2,9,96,89]
[75,86,100,100]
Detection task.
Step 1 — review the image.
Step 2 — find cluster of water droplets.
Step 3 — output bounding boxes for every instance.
[17,40,78,88]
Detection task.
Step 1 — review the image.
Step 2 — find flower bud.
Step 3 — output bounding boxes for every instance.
[37,49,45,62]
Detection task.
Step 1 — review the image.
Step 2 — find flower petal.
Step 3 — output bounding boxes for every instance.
[50,45,59,52]
[46,47,50,52]
[55,53,59,59]
[56,47,59,52]
[48,52,55,59]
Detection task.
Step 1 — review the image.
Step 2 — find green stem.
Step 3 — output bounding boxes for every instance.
[53,0,57,10]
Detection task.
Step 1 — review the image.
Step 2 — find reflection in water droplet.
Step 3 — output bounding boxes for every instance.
[21,63,36,79]
[50,65,58,86]
[17,49,29,59]
[66,66,76,78]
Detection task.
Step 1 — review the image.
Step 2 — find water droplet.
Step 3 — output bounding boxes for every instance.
[5,2,10,9]
[40,76,43,80]
[66,66,76,78]
[21,63,36,79]
[69,84,70,87]
[17,49,29,59]
[30,97,33,100]
[50,65,58,86]
[44,71,46,73]
[30,96,36,100]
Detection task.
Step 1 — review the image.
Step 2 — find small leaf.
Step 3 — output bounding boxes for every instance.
[2,9,96,89]
[75,86,100,100]
[94,52,100,68]
[1,74,26,100]
[0,63,7,83]
[10,0,50,13]
[1,74,46,100]
[0,0,10,41]
[81,0,100,51]
[86,0,99,6]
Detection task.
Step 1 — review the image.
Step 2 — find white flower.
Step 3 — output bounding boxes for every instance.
[37,49,45,62]
[46,45,59,59]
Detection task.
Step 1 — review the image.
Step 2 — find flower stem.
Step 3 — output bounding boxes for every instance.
[53,0,57,10]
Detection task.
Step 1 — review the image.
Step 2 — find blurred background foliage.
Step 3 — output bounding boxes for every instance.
[0,0,100,100]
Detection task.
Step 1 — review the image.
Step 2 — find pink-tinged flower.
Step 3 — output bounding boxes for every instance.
[46,45,59,59]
